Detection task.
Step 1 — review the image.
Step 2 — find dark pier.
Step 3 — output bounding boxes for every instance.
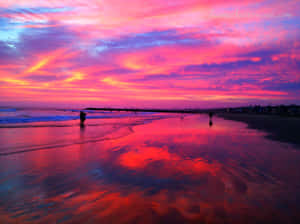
[85,107,225,114]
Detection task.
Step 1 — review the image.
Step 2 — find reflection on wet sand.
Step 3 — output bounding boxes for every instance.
[0,114,300,223]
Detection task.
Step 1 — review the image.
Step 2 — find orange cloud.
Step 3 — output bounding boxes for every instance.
[65,72,86,82]
[25,48,69,74]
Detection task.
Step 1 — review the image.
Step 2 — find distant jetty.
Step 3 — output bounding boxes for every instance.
[85,107,222,114]
[85,105,300,116]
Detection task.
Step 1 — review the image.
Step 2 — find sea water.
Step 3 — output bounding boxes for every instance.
[0,109,299,224]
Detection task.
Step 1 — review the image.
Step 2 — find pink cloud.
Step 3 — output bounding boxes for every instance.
[0,0,299,108]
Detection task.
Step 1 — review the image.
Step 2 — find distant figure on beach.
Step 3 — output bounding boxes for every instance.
[80,111,86,125]
[209,112,214,127]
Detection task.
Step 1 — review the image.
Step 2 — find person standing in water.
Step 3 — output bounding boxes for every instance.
[80,111,86,125]
[209,112,213,127]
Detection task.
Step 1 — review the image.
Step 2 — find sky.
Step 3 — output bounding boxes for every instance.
[0,0,299,109]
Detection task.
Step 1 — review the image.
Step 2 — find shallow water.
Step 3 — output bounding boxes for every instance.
[0,110,300,223]
[0,108,156,124]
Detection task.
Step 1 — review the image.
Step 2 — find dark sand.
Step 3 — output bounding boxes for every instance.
[218,113,300,148]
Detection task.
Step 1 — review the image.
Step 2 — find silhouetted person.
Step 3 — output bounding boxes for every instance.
[208,112,214,127]
[80,111,86,125]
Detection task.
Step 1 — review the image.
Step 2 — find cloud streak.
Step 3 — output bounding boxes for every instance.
[0,0,299,108]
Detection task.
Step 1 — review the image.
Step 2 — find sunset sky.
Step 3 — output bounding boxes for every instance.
[0,0,299,108]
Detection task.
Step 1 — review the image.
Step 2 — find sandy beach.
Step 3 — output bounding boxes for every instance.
[218,113,300,148]
[1,111,300,223]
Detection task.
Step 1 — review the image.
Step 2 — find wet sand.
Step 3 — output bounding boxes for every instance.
[1,114,300,223]
[218,113,300,148]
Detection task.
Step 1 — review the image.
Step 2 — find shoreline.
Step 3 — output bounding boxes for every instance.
[217,113,300,148]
